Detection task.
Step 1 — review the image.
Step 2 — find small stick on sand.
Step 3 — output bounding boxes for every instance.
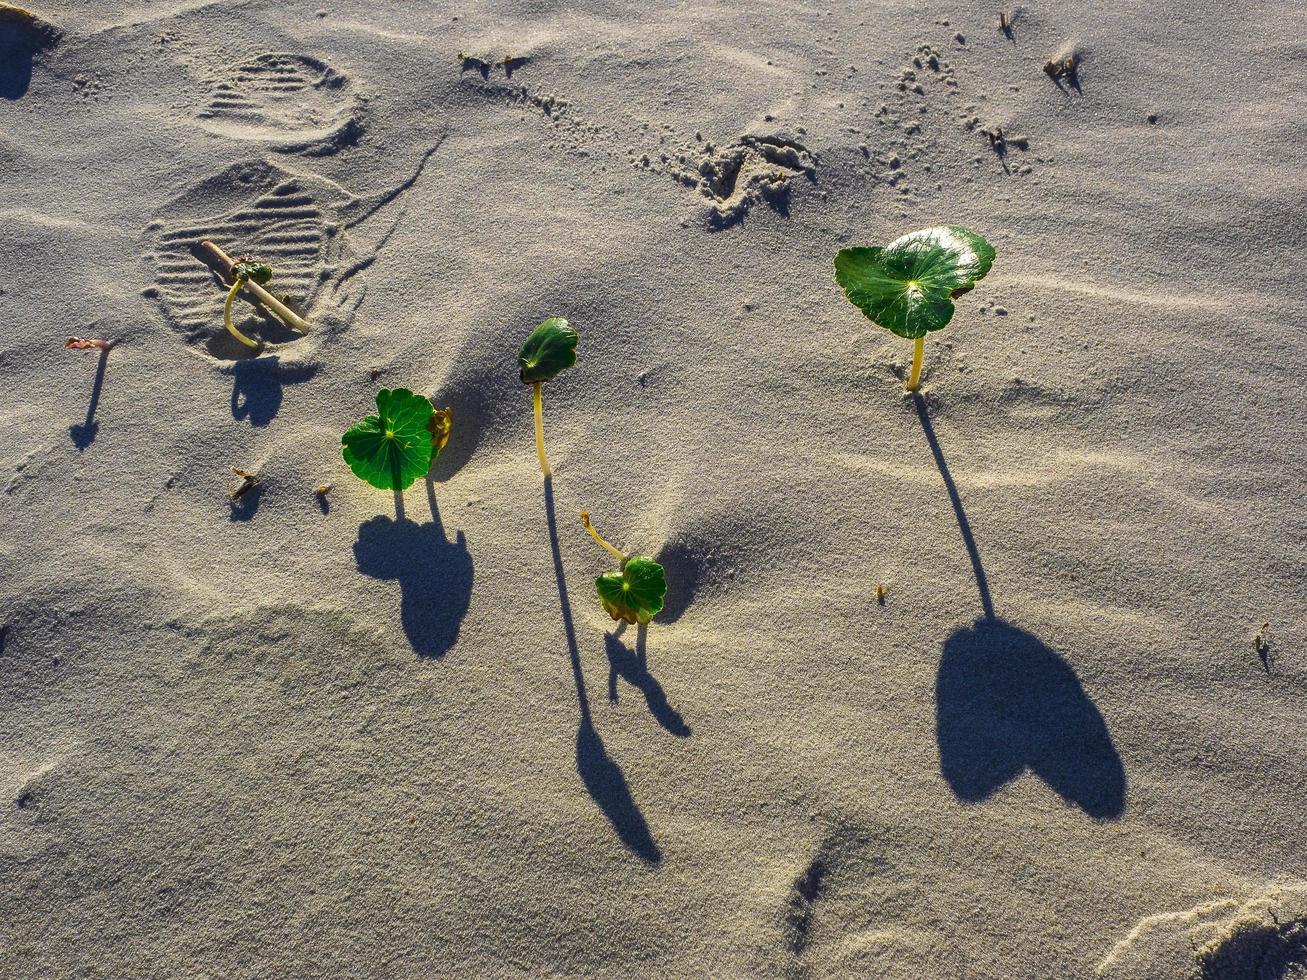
[195,240,310,336]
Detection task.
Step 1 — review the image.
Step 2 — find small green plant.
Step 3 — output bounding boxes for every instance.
[518,316,578,477]
[223,259,273,349]
[341,388,452,491]
[197,240,310,350]
[580,511,666,625]
[834,226,995,391]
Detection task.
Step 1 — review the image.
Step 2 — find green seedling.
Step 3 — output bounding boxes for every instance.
[580,511,667,625]
[834,226,995,391]
[341,388,453,491]
[197,239,310,350]
[518,316,578,477]
[224,259,273,349]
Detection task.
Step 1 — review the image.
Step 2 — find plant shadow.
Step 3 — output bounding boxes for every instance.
[915,394,1125,819]
[353,479,473,659]
[544,477,661,865]
[0,19,53,100]
[936,617,1125,819]
[605,624,691,738]
[653,540,703,624]
[229,356,316,428]
[68,346,111,449]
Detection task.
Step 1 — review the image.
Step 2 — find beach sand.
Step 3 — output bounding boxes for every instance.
[2,0,1305,976]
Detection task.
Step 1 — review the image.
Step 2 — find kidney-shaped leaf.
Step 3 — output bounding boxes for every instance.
[518,317,578,384]
[341,388,436,491]
[834,226,995,339]
[595,556,667,625]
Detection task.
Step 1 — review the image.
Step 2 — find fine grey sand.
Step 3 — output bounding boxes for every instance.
[2,1,1306,977]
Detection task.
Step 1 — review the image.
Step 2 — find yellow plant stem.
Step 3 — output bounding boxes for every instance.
[224,278,260,350]
[906,336,925,391]
[533,381,551,477]
[580,511,628,563]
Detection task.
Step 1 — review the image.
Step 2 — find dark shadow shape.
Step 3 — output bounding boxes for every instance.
[503,56,530,79]
[653,540,702,624]
[937,617,1125,819]
[227,483,263,522]
[353,480,472,658]
[458,56,490,79]
[916,394,1125,819]
[229,357,315,427]
[0,623,7,656]
[0,19,56,100]
[427,368,506,483]
[605,625,691,737]
[545,477,661,864]
[69,347,110,449]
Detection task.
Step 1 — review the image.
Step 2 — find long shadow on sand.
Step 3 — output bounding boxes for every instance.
[68,345,112,449]
[606,624,691,738]
[545,477,661,865]
[915,394,1125,819]
[354,479,473,659]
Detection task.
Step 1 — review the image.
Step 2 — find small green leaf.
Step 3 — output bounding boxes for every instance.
[341,388,436,491]
[232,259,273,285]
[834,226,995,339]
[518,317,578,384]
[595,556,667,625]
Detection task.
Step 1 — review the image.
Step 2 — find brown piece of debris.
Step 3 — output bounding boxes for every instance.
[230,469,259,501]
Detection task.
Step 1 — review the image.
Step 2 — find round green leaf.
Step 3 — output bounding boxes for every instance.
[595,556,666,625]
[834,226,995,339]
[341,388,436,491]
[518,317,578,384]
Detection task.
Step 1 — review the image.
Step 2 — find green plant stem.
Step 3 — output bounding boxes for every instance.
[580,511,628,563]
[906,336,925,391]
[224,278,260,350]
[533,381,551,477]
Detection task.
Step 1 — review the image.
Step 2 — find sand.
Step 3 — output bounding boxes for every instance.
[2,0,1305,976]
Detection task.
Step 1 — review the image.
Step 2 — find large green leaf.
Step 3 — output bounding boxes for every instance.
[518,317,578,384]
[834,226,995,339]
[595,556,666,625]
[341,388,436,491]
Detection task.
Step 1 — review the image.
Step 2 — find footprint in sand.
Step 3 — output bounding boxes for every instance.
[144,148,437,363]
[687,134,817,229]
[196,52,364,155]
[1097,884,1307,979]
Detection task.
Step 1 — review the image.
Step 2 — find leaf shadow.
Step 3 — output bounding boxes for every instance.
[544,476,661,865]
[353,479,473,659]
[915,394,1125,819]
[605,624,691,738]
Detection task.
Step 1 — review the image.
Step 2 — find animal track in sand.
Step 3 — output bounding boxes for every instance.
[196,53,363,155]
[459,62,822,226]
[680,134,817,229]
[145,148,438,363]
[1097,884,1307,979]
